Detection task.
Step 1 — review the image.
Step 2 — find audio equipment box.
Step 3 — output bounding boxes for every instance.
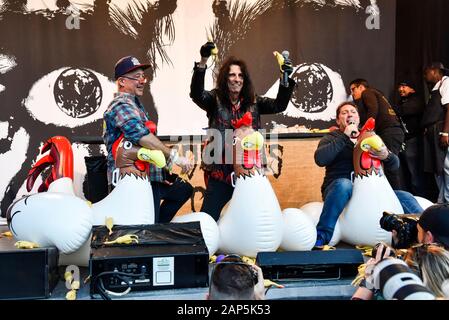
[256,249,364,280]
[89,222,209,297]
[0,227,59,299]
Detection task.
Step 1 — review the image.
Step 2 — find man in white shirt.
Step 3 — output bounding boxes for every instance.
[422,62,449,203]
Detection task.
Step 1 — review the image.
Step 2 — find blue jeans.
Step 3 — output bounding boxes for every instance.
[436,148,449,203]
[394,190,423,214]
[316,178,423,244]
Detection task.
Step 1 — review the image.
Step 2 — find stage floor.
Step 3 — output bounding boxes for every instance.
[49,266,356,300]
[0,223,358,300]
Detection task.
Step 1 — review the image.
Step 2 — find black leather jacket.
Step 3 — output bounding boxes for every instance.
[190,63,295,180]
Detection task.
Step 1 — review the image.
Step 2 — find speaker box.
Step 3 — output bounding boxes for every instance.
[0,231,59,299]
[256,249,364,280]
[90,222,209,297]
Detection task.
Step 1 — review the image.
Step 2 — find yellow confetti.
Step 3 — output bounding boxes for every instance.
[65,289,77,301]
[264,279,285,289]
[14,241,39,249]
[1,231,13,237]
[71,281,80,290]
[105,217,114,235]
[104,234,139,245]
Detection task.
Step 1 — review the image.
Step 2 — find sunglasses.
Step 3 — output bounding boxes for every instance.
[121,74,149,83]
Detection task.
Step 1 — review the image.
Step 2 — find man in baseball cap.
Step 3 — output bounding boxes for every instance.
[418,203,449,249]
[396,79,425,197]
[103,56,193,224]
[114,56,151,80]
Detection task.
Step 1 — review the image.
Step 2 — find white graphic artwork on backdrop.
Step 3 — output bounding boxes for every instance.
[264,63,349,122]
[0,0,376,215]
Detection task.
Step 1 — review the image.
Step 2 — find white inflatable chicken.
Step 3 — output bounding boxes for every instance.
[217,112,283,257]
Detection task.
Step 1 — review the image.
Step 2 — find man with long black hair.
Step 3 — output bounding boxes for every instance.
[190,43,295,221]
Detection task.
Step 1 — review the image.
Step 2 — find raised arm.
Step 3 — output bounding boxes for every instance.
[190,62,216,112]
[257,78,295,114]
[258,51,295,114]
[190,43,218,112]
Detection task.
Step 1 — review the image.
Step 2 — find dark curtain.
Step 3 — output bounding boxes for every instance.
[395,0,449,100]
[395,0,449,202]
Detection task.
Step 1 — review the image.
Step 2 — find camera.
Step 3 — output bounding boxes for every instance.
[379,211,419,248]
[371,258,435,300]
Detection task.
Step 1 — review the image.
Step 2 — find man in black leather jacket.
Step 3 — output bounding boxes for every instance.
[190,43,295,220]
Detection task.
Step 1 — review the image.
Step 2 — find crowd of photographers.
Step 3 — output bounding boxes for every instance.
[351,203,449,300]
[208,204,449,301]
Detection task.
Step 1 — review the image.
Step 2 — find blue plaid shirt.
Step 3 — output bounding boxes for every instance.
[103,92,164,182]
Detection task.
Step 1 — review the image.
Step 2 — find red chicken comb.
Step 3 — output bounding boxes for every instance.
[231,112,253,129]
[359,117,376,136]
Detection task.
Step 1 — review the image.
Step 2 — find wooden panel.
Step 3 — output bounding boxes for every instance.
[172,137,325,215]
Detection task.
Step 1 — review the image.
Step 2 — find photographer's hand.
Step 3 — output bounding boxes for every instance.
[373,243,393,261]
[391,230,399,248]
[364,243,393,291]
[252,265,265,300]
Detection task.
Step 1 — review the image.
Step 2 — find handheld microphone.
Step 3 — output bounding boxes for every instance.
[281,50,290,88]
[348,121,358,137]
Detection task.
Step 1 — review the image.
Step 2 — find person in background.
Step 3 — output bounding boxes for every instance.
[421,62,449,204]
[350,79,404,189]
[395,80,427,197]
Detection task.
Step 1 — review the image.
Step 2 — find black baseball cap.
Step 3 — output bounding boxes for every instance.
[398,80,417,89]
[418,204,449,248]
[114,56,151,80]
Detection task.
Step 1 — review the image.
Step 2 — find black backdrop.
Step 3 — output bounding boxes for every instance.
[395,0,449,100]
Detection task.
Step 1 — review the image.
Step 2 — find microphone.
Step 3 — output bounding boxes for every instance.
[281,50,290,88]
[348,121,358,137]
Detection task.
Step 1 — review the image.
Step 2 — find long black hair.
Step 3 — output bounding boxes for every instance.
[216,56,255,109]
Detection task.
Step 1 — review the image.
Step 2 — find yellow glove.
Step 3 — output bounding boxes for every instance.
[104,234,139,245]
[137,148,166,168]
[14,241,39,249]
